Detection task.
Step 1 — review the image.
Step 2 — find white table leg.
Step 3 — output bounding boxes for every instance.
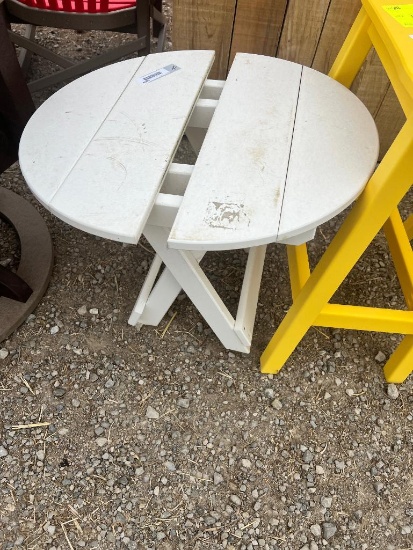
[143,224,250,353]
[128,253,164,326]
[235,245,267,346]
[128,249,205,327]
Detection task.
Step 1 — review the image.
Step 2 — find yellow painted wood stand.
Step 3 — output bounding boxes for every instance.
[261,0,413,383]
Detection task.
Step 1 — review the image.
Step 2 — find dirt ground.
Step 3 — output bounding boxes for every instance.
[0,5,413,550]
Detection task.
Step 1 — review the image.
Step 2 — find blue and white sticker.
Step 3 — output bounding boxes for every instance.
[138,64,181,84]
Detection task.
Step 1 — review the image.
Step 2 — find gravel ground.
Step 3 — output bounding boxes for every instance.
[1,7,413,550]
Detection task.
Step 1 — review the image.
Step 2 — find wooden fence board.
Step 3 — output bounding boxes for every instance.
[351,51,390,117]
[374,86,406,159]
[312,0,360,73]
[172,0,236,79]
[276,0,330,66]
[228,0,288,70]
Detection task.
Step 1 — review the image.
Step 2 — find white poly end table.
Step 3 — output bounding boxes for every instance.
[19,50,379,353]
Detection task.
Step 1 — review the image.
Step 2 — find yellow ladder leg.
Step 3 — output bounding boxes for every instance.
[328,7,372,87]
[383,209,413,309]
[403,214,413,241]
[287,243,310,300]
[383,335,413,383]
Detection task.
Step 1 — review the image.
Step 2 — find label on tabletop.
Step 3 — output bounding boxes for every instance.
[383,4,413,27]
[138,64,181,84]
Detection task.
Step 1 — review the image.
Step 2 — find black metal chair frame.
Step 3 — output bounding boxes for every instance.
[0,0,53,341]
[4,0,166,92]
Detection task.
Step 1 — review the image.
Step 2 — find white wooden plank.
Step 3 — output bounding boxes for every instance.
[234,245,267,347]
[19,58,146,205]
[169,53,379,251]
[161,163,194,195]
[128,254,164,326]
[277,66,379,241]
[199,79,225,99]
[20,51,215,244]
[168,53,303,251]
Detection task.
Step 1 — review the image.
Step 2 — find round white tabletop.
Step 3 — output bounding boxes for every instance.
[19,51,379,252]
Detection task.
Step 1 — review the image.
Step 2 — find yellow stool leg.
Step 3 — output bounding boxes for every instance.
[384,209,413,309]
[403,214,413,241]
[287,243,310,300]
[383,335,413,383]
[328,7,372,87]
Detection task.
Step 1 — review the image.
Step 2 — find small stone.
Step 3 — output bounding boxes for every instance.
[50,326,59,335]
[387,384,399,400]
[214,472,224,485]
[321,496,332,508]
[315,465,324,475]
[77,305,87,315]
[53,388,66,397]
[230,494,242,506]
[353,510,363,521]
[96,437,107,447]
[146,405,160,419]
[0,349,9,359]
[105,379,115,388]
[241,458,252,468]
[0,446,8,457]
[322,522,337,540]
[118,477,128,487]
[36,450,45,461]
[46,525,56,536]
[165,461,176,471]
[374,482,384,493]
[271,398,282,410]
[303,450,314,464]
[310,524,321,537]
[375,351,386,362]
[89,308,99,315]
[177,398,190,408]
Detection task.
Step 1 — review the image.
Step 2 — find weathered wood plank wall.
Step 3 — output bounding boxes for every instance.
[172,0,405,157]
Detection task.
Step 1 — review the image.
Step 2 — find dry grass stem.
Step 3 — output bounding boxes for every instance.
[138,241,155,255]
[68,504,80,518]
[20,375,34,394]
[61,522,74,550]
[12,422,51,430]
[160,311,177,339]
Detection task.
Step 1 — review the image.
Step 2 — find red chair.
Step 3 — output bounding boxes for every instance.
[4,0,166,92]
